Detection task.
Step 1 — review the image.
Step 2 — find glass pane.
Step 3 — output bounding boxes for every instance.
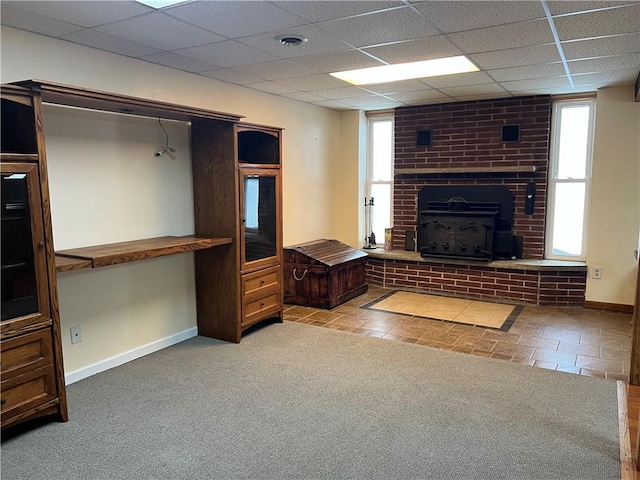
[557,105,590,180]
[244,175,277,263]
[1,172,39,320]
[551,182,585,256]
[370,183,391,245]
[244,177,259,228]
[372,120,393,181]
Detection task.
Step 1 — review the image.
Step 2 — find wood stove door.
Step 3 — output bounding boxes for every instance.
[419,212,496,260]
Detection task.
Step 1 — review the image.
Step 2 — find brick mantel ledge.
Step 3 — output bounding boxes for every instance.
[363,248,587,306]
[364,248,587,272]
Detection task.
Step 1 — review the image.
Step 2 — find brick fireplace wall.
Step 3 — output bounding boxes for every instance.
[393,96,552,259]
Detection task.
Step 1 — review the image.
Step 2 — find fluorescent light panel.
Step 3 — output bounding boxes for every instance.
[135,0,189,9]
[330,55,479,85]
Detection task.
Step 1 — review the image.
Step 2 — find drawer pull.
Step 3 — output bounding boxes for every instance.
[260,303,265,309]
[1,399,6,406]
[260,280,265,285]
[293,268,308,281]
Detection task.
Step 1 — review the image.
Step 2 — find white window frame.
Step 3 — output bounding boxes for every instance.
[545,99,595,261]
[366,112,394,246]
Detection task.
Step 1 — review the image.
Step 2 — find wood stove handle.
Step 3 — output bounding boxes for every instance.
[293,268,309,281]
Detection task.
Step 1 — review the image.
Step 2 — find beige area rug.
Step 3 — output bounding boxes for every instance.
[365,290,523,331]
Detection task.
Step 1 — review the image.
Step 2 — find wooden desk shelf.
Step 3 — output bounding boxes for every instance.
[54,255,92,273]
[55,235,232,272]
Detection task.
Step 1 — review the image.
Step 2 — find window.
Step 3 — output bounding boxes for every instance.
[366,114,394,245]
[546,100,595,260]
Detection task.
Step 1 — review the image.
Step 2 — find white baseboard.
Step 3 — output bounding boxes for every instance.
[65,327,198,385]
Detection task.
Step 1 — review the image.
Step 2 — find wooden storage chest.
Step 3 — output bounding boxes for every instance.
[283,239,368,309]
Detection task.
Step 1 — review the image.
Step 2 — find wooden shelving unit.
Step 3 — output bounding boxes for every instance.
[55,235,232,271]
[395,166,538,175]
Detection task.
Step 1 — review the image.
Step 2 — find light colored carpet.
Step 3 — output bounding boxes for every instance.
[1,321,620,480]
[367,290,519,329]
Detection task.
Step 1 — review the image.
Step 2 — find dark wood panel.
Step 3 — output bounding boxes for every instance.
[32,89,68,423]
[0,365,57,427]
[0,329,53,378]
[56,236,232,267]
[0,153,39,163]
[15,80,243,123]
[192,119,241,343]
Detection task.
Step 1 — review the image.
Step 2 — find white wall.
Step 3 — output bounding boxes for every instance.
[1,27,343,377]
[331,110,367,247]
[586,85,640,305]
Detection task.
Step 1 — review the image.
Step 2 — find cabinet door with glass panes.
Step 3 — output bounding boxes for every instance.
[239,168,282,272]
[1,163,51,335]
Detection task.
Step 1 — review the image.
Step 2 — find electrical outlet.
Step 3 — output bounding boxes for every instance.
[70,325,82,344]
[592,266,603,279]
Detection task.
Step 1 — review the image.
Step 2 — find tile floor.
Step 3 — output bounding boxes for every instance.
[284,286,633,381]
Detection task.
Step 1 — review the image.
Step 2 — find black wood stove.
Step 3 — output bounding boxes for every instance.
[417,185,517,261]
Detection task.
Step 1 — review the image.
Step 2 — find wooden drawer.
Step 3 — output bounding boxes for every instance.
[242,265,280,298]
[1,365,57,423]
[242,291,280,327]
[1,329,53,379]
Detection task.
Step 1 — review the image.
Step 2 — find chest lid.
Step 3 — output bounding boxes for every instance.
[283,239,368,266]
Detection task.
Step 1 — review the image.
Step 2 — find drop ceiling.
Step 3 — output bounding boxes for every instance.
[2,0,639,111]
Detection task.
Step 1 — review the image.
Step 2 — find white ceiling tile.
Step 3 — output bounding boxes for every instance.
[509,85,598,95]
[60,29,161,58]
[275,1,403,23]
[439,83,508,96]
[310,99,352,110]
[363,36,463,64]
[568,54,640,74]
[0,4,84,37]
[572,68,638,85]
[281,91,330,102]
[446,20,555,53]
[96,12,225,50]
[387,90,451,102]
[165,1,305,38]
[318,6,440,48]
[174,41,280,68]
[499,76,572,91]
[452,92,513,102]
[412,1,546,33]
[360,80,431,95]
[339,96,404,109]
[423,72,496,89]
[487,62,567,82]
[292,50,383,74]
[3,1,152,28]
[402,97,456,107]
[469,44,562,70]
[547,1,634,16]
[306,86,374,99]
[198,68,263,85]
[140,51,218,72]
[553,4,640,41]
[246,81,300,95]
[272,74,348,91]
[216,60,317,81]
[238,24,352,59]
[562,33,640,60]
